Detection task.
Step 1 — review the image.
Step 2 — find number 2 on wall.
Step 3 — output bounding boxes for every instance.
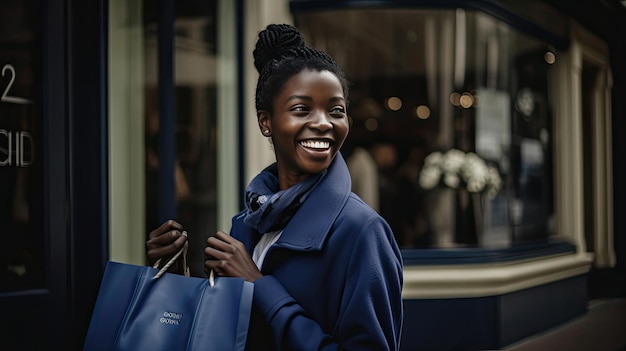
[1,64,33,105]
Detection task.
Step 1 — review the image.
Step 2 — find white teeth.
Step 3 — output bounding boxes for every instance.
[300,140,330,149]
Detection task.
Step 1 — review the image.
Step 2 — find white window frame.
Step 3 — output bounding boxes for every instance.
[553,20,615,267]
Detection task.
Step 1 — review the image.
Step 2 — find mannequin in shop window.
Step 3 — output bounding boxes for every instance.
[145,24,403,350]
[345,141,380,212]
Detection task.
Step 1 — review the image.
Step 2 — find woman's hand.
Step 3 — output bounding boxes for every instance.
[205,231,263,282]
[146,220,189,274]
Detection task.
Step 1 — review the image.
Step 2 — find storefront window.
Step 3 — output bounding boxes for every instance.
[295,9,557,249]
[0,0,44,292]
[143,1,222,274]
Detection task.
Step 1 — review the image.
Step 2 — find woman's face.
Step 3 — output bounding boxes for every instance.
[259,69,349,189]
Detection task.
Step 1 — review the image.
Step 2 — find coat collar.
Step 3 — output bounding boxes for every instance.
[274,152,352,252]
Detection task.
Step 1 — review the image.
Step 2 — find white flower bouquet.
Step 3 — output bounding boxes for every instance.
[418,148,502,198]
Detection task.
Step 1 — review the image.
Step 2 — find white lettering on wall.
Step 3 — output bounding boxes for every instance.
[1,64,33,105]
[0,129,33,167]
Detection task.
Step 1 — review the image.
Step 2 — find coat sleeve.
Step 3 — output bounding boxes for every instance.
[252,216,404,350]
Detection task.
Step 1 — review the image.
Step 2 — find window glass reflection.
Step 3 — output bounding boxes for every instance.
[0,0,45,292]
[295,9,555,249]
[144,1,218,274]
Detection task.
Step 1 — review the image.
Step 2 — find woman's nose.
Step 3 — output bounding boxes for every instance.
[310,110,332,131]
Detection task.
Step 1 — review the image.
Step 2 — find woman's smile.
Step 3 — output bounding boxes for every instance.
[298,138,333,157]
[299,139,331,150]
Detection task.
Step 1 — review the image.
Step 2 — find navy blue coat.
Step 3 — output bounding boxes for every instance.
[231,153,404,350]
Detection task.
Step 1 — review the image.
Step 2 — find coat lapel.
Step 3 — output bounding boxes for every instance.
[275,153,352,252]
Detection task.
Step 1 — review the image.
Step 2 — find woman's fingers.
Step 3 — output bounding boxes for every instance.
[148,229,185,247]
[146,221,188,263]
[148,233,187,258]
[206,233,235,252]
[213,230,235,243]
[148,219,183,240]
[204,231,262,282]
[204,232,234,275]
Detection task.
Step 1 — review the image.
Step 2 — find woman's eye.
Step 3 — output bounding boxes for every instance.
[291,105,309,113]
[330,106,346,115]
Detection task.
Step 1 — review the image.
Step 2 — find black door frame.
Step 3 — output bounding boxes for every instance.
[67,0,110,348]
[44,0,70,347]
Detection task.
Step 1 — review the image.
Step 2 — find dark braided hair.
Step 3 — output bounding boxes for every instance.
[253,24,349,113]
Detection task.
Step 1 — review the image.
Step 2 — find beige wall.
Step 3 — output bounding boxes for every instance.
[243,0,293,185]
[108,0,145,264]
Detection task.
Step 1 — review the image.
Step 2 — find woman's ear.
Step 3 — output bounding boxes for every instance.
[257,110,271,136]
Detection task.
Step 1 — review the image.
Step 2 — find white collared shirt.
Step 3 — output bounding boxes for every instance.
[252,230,283,270]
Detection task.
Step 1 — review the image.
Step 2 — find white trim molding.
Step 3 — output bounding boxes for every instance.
[402,253,593,299]
[571,22,615,268]
[553,20,615,267]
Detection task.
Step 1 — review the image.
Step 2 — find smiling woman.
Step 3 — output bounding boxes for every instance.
[146,23,404,350]
[257,69,349,187]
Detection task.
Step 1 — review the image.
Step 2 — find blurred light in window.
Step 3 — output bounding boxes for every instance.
[386,97,402,111]
[459,93,474,108]
[365,117,379,131]
[416,105,431,119]
[449,92,461,106]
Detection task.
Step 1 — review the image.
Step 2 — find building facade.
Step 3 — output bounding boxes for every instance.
[0,0,624,349]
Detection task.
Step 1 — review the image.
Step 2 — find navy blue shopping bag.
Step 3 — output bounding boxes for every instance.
[83,261,253,351]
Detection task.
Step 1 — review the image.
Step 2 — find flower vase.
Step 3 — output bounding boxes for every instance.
[473,192,486,245]
[454,189,478,246]
[426,188,456,247]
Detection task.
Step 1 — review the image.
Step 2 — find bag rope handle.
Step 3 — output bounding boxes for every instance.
[153,231,190,280]
[151,231,214,287]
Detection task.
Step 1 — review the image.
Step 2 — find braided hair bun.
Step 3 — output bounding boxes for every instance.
[253,24,305,74]
[253,24,349,111]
